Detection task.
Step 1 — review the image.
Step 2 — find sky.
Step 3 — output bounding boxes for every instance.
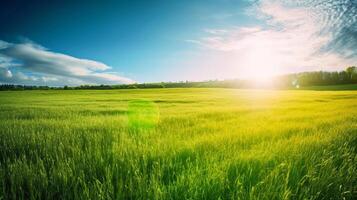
[0,0,356,86]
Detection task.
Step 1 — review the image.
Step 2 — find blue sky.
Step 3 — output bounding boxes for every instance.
[0,0,356,85]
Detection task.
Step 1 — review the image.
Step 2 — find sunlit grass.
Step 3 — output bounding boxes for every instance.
[0,88,356,199]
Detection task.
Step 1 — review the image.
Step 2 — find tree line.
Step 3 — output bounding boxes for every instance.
[0,66,356,91]
[278,66,357,87]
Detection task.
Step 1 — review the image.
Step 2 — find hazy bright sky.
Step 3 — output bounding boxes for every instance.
[0,0,356,85]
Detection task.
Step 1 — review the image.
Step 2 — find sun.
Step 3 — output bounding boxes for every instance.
[240,44,282,85]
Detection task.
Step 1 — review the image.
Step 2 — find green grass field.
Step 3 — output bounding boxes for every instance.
[300,84,357,91]
[0,88,356,199]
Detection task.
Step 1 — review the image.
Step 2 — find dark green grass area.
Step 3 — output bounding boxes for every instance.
[299,84,357,91]
[0,89,356,199]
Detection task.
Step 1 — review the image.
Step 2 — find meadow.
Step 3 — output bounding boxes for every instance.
[0,88,356,199]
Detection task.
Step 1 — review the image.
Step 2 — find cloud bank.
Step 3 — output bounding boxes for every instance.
[187,0,357,80]
[0,40,134,86]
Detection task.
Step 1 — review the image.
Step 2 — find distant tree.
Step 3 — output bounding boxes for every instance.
[346,66,356,80]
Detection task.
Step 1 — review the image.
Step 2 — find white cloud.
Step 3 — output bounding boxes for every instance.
[0,40,135,85]
[186,0,357,80]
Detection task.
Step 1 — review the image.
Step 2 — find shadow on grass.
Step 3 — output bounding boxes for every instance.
[298,84,357,91]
